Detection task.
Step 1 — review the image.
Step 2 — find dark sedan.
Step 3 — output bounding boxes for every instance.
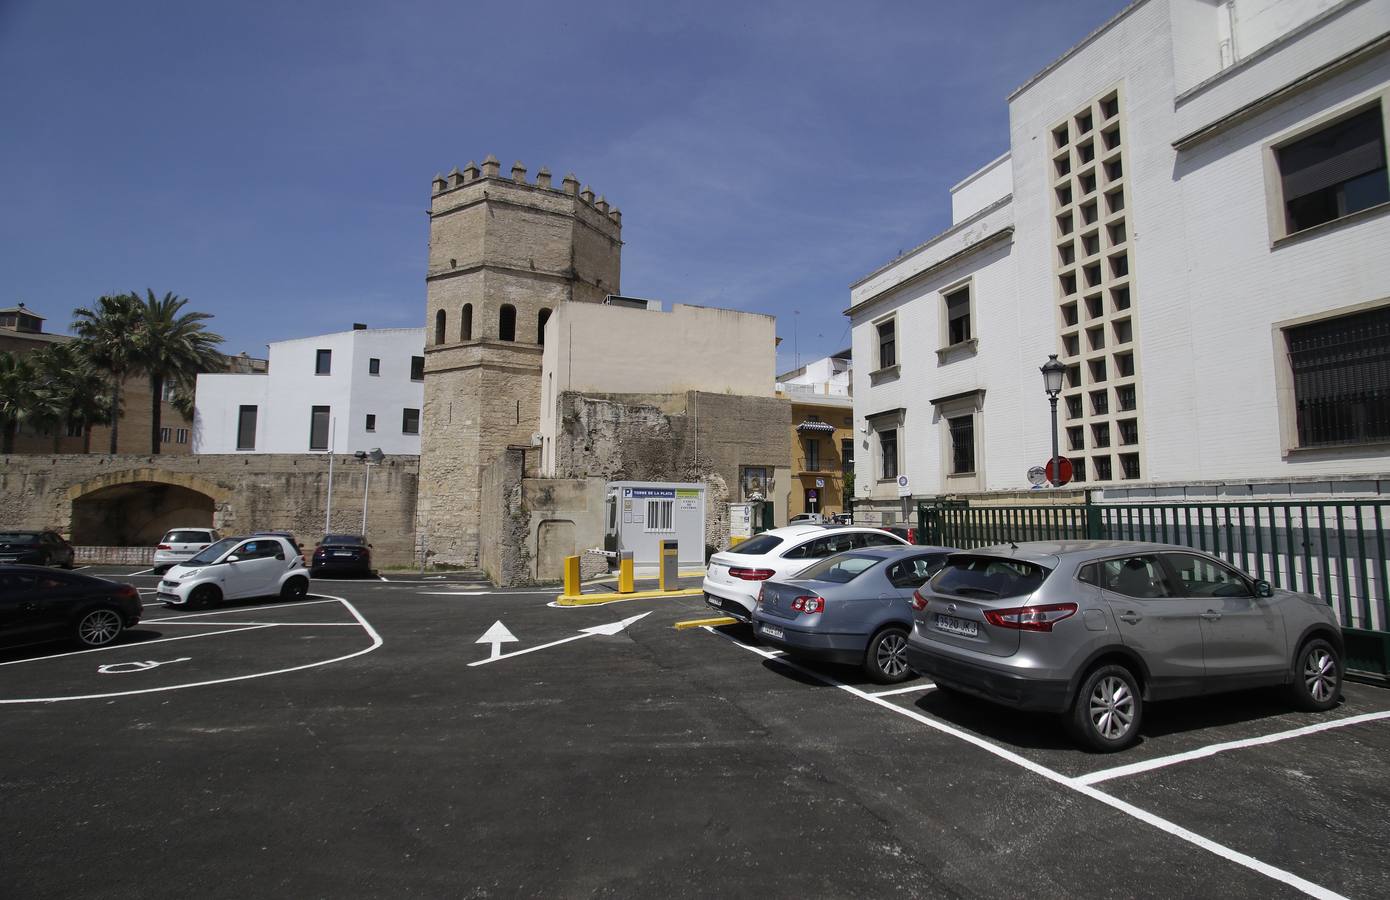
[0,565,141,649]
[0,531,76,568]
[310,534,374,578]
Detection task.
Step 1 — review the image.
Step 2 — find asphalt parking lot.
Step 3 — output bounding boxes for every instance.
[3,567,1388,898]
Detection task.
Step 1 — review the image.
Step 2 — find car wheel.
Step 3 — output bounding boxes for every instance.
[190,584,221,609]
[1069,664,1142,752]
[75,607,124,648]
[1288,637,1342,712]
[864,626,913,684]
[280,576,309,601]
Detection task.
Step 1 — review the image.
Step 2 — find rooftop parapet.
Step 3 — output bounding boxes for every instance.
[429,156,620,228]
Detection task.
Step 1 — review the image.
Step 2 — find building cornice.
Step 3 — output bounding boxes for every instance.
[851,195,1012,292]
[1173,30,1390,151]
[1008,0,1150,101]
[845,225,1014,319]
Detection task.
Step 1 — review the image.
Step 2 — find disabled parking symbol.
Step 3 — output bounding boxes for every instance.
[97,657,192,675]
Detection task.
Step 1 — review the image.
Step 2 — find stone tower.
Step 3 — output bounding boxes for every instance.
[416,155,623,568]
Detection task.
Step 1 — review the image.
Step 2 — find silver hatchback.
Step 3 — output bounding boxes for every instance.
[903,541,1345,752]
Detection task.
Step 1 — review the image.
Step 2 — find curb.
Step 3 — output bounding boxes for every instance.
[555,587,704,607]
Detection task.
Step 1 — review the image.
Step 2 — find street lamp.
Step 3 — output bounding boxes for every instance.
[1040,354,1066,487]
[354,448,385,537]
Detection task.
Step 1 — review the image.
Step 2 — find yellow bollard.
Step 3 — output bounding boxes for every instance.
[618,551,635,593]
[563,555,580,597]
[729,535,746,547]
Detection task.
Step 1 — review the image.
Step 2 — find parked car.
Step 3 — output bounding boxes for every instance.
[0,565,141,648]
[703,524,909,622]
[157,535,310,607]
[903,541,1345,752]
[752,545,955,682]
[311,534,373,578]
[152,527,220,574]
[788,513,825,525]
[882,525,917,544]
[0,531,75,569]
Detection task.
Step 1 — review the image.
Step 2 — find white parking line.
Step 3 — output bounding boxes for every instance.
[0,625,277,667]
[1075,709,1390,786]
[871,683,937,697]
[143,599,337,622]
[72,565,90,570]
[0,595,382,704]
[704,626,1346,900]
[128,568,153,576]
[148,621,360,627]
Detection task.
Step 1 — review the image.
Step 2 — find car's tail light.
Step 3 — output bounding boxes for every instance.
[756,584,766,604]
[115,585,139,602]
[910,589,929,611]
[790,595,825,614]
[906,528,916,544]
[156,544,171,550]
[729,567,775,581]
[984,602,1078,632]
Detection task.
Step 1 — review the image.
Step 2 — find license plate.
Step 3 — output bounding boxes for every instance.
[760,624,784,640]
[935,614,978,637]
[333,552,353,557]
[705,595,722,608]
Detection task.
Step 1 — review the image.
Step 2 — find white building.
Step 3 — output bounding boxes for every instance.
[850,0,1390,524]
[776,348,852,399]
[195,326,426,455]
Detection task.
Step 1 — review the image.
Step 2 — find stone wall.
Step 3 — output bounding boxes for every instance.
[0,453,420,567]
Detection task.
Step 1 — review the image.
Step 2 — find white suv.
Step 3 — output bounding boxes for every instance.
[703,525,908,621]
[157,535,310,607]
[152,527,220,574]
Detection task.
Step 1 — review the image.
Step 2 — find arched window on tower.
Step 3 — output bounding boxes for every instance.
[434,309,446,345]
[499,304,516,342]
[537,308,552,346]
[461,304,473,341]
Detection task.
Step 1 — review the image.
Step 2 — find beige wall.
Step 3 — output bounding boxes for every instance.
[540,303,777,473]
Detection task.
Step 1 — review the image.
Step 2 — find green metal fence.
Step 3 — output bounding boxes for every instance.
[918,498,1390,636]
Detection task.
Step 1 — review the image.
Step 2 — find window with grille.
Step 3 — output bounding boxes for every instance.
[1277,105,1388,234]
[644,499,674,532]
[879,429,898,480]
[159,427,171,443]
[1287,306,1390,447]
[948,416,974,475]
[176,428,188,444]
[805,438,821,471]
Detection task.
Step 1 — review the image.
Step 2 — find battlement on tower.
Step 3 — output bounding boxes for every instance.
[430,154,623,230]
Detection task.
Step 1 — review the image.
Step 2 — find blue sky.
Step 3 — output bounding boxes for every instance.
[1,0,1127,372]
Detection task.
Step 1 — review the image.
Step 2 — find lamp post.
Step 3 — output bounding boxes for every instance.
[354,448,385,537]
[1040,354,1066,487]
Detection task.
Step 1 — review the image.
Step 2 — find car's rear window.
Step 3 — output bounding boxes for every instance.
[322,534,365,546]
[725,534,784,555]
[929,556,1052,599]
[164,530,213,544]
[0,532,41,545]
[794,553,883,584]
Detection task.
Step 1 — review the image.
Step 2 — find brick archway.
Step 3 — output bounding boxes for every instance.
[65,469,235,546]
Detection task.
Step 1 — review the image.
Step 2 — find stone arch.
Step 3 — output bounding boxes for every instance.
[66,469,233,546]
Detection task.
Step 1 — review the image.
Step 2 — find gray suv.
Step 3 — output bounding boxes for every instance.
[903,541,1344,752]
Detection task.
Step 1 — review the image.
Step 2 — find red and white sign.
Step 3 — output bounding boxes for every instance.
[1044,457,1074,486]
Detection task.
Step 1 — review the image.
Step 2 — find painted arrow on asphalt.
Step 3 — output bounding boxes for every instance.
[476,620,519,660]
[468,612,650,667]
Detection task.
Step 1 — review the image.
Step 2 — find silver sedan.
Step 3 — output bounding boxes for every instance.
[903,541,1345,752]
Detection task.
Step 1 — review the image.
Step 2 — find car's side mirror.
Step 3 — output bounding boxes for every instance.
[1255,579,1273,598]
[226,555,241,563]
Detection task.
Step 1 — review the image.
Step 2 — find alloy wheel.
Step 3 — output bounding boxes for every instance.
[1089,675,1135,740]
[1304,648,1337,703]
[79,609,122,646]
[876,631,909,678]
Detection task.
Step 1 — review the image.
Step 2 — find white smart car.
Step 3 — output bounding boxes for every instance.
[157,535,310,608]
[703,524,908,621]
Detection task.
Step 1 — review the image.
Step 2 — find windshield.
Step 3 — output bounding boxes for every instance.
[185,538,239,567]
[0,533,40,545]
[794,553,883,584]
[164,530,212,544]
[725,534,784,555]
[929,556,1052,599]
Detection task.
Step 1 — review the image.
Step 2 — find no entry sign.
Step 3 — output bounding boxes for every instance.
[1045,456,1074,486]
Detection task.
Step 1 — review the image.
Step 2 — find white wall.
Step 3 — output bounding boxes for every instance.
[950,153,1013,225]
[195,327,425,455]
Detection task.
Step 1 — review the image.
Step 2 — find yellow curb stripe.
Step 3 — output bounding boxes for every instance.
[674,616,736,629]
[554,587,704,607]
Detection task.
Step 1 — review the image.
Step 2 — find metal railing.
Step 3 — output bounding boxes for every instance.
[918,498,1390,634]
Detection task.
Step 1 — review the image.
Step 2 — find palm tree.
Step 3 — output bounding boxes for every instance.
[0,352,39,454]
[30,342,112,452]
[72,293,143,454]
[132,290,223,454]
